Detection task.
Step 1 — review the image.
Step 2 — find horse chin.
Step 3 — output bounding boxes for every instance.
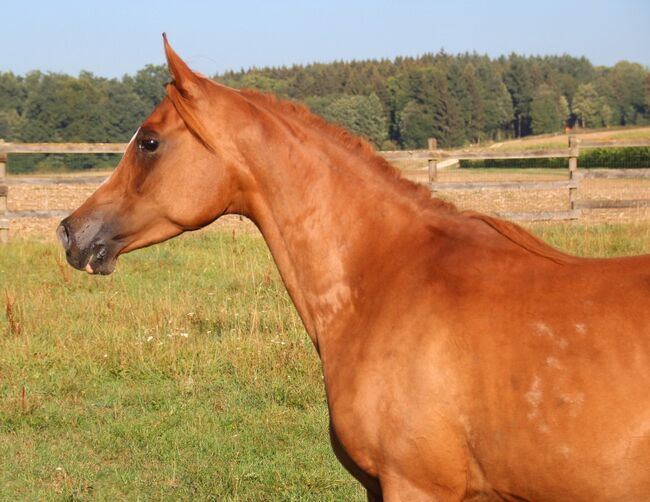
[65,240,120,275]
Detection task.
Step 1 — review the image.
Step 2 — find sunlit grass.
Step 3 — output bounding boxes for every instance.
[1,232,362,501]
[608,127,650,141]
[526,221,650,257]
[490,140,567,151]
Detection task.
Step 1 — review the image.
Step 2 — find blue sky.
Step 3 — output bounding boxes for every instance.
[1,0,648,78]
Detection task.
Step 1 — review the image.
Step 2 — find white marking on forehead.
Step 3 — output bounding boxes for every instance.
[128,127,141,146]
[100,128,140,187]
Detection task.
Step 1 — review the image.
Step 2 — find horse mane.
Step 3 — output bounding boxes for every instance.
[236,88,455,213]
[463,211,574,264]
[166,78,573,265]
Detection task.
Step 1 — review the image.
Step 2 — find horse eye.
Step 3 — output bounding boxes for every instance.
[139,138,159,153]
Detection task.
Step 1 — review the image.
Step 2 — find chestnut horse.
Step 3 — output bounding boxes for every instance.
[58,36,650,501]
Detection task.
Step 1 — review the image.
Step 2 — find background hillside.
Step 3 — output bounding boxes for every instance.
[1,52,649,172]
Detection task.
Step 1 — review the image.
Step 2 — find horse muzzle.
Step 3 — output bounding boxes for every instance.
[57,216,122,275]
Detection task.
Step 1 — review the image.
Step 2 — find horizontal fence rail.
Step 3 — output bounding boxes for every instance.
[2,142,128,154]
[575,168,650,180]
[429,180,577,192]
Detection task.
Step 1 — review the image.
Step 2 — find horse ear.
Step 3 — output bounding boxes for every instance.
[163,33,200,97]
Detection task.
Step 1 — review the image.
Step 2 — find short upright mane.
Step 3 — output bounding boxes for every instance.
[237,88,455,212]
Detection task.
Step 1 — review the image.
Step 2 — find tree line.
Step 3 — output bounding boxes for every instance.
[1,52,649,164]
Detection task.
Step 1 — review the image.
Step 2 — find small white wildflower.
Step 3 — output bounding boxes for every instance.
[179,332,189,338]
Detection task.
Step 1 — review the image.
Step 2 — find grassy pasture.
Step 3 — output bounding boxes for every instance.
[1,222,649,499]
[0,232,363,501]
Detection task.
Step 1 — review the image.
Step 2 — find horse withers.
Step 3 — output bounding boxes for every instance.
[58,35,650,501]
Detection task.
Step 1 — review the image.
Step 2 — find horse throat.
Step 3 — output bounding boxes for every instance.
[241,130,413,349]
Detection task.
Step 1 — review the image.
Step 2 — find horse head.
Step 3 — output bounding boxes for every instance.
[57,34,250,274]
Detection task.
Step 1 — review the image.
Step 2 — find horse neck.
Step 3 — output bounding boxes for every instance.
[239,116,420,349]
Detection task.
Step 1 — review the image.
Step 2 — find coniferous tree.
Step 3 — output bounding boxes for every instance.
[573,83,602,128]
[605,61,648,125]
[530,84,564,134]
[504,55,534,137]
[320,93,388,147]
[476,62,513,140]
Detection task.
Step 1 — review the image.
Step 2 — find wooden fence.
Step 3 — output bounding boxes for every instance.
[383,137,650,221]
[0,137,649,241]
[0,143,126,242]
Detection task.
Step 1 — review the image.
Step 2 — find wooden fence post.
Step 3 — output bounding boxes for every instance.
[427,158,438,184]
[0,152,8,243]
[427,138,438,185]
[568,136,580,216]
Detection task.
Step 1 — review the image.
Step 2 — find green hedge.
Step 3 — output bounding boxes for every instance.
[579,147,650,168]
[460,147,650,169]
[460,157,567,169]
[7,154,121,174]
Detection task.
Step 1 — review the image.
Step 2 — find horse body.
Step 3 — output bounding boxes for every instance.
[316,210,650,500]
[58,36,650,500]
[327,245,650,500]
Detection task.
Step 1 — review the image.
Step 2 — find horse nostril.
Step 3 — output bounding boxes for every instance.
[56,223,70,250]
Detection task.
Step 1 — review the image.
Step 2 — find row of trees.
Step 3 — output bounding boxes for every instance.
[220,54,650,148]
[1,53,649,155]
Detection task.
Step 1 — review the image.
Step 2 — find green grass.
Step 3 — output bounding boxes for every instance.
[1,224,648,500]
[490,140,567,151]
[0,232,363,501]
[608,127,650,141]
[527,221,650,257]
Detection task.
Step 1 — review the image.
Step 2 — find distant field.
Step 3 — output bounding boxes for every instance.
[485,126,650,151]
[0,223,648,500]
